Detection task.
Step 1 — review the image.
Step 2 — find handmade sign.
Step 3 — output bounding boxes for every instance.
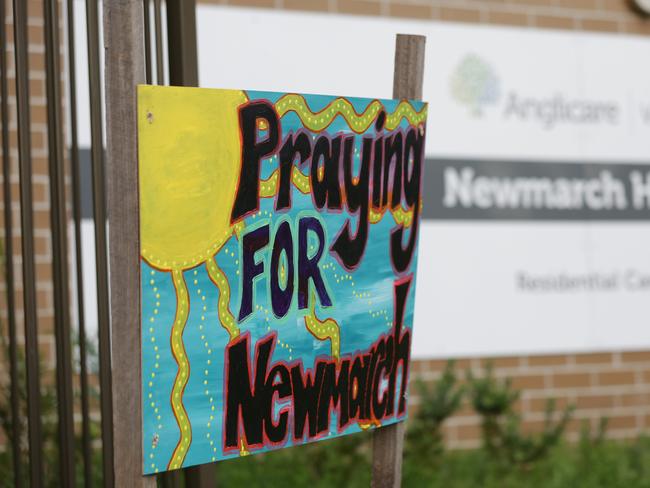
[138,85,427,474]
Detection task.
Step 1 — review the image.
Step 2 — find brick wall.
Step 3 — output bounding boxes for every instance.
[1,0,57,374]
[412,351,650,448]
[205,0,650,35]
[199,0,650,446]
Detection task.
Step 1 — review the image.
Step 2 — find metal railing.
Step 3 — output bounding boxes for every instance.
[0,1,201,486]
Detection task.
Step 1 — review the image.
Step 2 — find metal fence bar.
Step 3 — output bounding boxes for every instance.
[11,0,44,485]
[43,0,77,484]
[0,1,22,485]
[166,0,197,87]
[153,0,164,84]
[66,0,93,485]
[144,0,152,84]
[85,0,115,486]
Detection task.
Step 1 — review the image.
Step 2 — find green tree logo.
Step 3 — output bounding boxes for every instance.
[450,54,500,117]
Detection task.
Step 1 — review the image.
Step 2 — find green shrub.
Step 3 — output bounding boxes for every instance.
[403,360,464,483]
[468,363,573,468]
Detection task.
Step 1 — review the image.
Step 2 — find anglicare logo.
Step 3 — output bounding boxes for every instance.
[449,54,622,130]
[450,54,501,117]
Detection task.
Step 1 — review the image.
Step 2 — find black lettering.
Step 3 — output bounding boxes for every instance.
[330,136,370,270]
[277,131,311,211]
[224,333,273,449]
[231,101,280,222]
[264,364,291,444]
[390,127,424,273]
[298,217,331,309]
[311,135,342,210]
[239,225,270,321]
[292,363,326,440]
[270,220,294,318]
[317,360,350,432]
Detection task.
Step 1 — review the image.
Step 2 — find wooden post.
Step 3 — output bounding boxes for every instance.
[370,33,425,488]
[103,1,156,487]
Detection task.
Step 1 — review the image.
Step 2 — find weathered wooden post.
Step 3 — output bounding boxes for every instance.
[371,33,426,488]
[103,1,155,487]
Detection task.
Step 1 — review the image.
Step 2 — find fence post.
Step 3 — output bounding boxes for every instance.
[370,33,425,488]
[166,0,198,87]
[103,1,156,487]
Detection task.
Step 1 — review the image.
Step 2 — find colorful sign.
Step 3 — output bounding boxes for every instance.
[138,85,427,474]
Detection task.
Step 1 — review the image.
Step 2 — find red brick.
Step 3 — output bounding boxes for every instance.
[388,2,432,19]
[227,0,275,7]
[620,392,650,407]
[528,355,568,367]
[621,351,650,363]
[607,415,638,430]
[478,356,521,368]
[557,0,598,9]
[511,374,546,390]
[575,394,614,410]
[284,0,329,12]
[438,7,482,23]
[338,0,382,16]
[34,234,51,256]
[575,352,613,365]
[487,10,530,27]
[534,14,576,30]
[598,371,636,386]
[417,358,450,373]
[580,17,621,33]
[528,396,571,412]
[503,0,552,5]
[623,19,650,36]
[552,372,592,389]
[601,0,637,12]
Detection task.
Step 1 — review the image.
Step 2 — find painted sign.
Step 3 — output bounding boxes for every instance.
[137,85,427,473]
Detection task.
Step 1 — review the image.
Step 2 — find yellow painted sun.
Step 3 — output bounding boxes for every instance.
[138,86,248,470]
[138,85,247,271]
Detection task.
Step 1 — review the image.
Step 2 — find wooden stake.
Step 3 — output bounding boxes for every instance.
[103,1,156,486]
[370,33,425,488]
[392,34,425,100]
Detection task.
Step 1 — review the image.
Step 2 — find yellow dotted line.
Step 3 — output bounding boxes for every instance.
[304,292,340,361]
[194,280,219,461]
[206,257,240,341]
[147,271,162,473]
[168,269,192,471]
[274,94,427,133]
